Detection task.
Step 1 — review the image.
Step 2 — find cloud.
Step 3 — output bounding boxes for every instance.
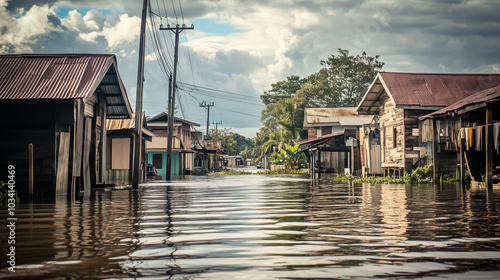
[0,1,62,53]
[101,14,140,49]
[2,0,500,137]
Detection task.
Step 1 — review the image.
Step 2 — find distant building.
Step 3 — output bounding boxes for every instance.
[0,54,132,199]
[298,107,373,176]
[106,112,155,186]
[146,112,200,178]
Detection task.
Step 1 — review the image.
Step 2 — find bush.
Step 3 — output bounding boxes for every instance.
[332,165,457,185]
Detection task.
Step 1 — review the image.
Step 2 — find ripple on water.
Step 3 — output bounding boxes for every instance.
[1,176,500,279]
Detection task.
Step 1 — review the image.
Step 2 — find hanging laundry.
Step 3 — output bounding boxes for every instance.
[495,123,500,154]
[476,126,483,151]
[460,128,465,139]
[468,127,474,150]
[465,128,469,151]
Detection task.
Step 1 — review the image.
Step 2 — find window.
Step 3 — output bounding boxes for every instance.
[153,154,163,169]
[393,127,397,148]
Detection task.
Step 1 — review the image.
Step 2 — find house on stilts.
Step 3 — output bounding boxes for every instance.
[0,54,134,199]
[356,72,500,177]
[420,85,500,188]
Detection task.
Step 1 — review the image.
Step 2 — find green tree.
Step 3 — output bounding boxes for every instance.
[318,48,384,106]
[260,75,308,105]
[209,128,254,156]
[256,49,383,157]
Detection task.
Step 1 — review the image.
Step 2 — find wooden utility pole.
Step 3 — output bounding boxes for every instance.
[160,23,194,180]
[166,73,173,180]
[133,0,148,189]
[213,120,222,138]
[200,101,215,139]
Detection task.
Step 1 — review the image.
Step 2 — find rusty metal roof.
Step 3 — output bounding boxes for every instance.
[420,85,500,119]
[106,112,157,140]
[303,107,374,128]
[0,53,132,118]
[357,72,500,114]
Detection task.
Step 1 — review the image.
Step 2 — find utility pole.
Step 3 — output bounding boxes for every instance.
[213,120,222,150]
[213,120,222,138]
[200,101,215,140]
[166,73,173,180]
[132,0,148,189]
[160,23,194,180]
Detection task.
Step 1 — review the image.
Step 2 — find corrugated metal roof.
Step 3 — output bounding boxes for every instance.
[357,72,500,114]
[303,107,374,128]
[420,85,500,119]
[147,111,201,127]
[106,112,158,139]
[0,53,132,118]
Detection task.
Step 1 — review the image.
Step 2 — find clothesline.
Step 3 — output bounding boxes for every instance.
[459,123,500,154]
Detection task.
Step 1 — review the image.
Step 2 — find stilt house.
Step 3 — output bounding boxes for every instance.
[356,72,500,176]
[106,112,156,185]
[298,107,373,176]
[0,54,132,199]
[420,85,500,187]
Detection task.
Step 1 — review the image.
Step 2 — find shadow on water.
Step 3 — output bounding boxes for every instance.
[1,174,500,279]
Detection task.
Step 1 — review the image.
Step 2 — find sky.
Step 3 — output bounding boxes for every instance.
[1,0,500,138]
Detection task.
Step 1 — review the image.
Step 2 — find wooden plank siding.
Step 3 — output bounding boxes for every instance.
[378,90,404,169]
[404,110,423,172]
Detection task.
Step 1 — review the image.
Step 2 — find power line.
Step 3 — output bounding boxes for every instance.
[179,82,262,100]
[171,0,178,22]
[177,0,185,24]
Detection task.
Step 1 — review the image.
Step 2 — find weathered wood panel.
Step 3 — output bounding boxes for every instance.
[72,100,84,177]
[56,132,70,195]
[83,117,92,195]
[378,91,404,167]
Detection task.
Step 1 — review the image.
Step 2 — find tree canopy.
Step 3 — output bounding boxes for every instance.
[255,49,384,160]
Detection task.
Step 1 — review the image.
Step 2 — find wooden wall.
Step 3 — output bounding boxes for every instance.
[378,91,404,168]
[0,100,74,198]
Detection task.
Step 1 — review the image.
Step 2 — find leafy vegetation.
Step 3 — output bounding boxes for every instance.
[332,165,458,185]
[210,169,308,176]
[269,144,307,170]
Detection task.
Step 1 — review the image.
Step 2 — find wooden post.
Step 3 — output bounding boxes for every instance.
[459,116,465,185]
[28,143,33,199]
[351,137,355,176]
[311,150,316,180]
[486,105,493,189]
[432,119,439,183]
[132,0,148,189]
[318,150,322,179]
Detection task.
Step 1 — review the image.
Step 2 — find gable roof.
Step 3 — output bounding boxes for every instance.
[303,107,373,129]
[147,111,200,127]
[356,72,500,115]
[0,53,132,118]
[420,85,500,120]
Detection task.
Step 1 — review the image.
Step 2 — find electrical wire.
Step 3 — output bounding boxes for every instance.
[177,0,185,24]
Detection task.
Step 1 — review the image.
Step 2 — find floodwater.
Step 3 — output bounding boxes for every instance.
[1,175,500,279]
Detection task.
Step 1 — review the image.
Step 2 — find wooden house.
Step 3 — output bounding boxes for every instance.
[356,72,500,176]
[0,54,132,199]
[298,107,374,176]
[420,85,500,188]
[106,112,156,185]
[193,139,223,170]
[146,112,200,178]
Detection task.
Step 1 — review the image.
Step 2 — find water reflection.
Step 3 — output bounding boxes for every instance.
[1,175,500,279]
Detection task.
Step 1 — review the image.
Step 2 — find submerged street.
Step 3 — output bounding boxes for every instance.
[1,175,500,279]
